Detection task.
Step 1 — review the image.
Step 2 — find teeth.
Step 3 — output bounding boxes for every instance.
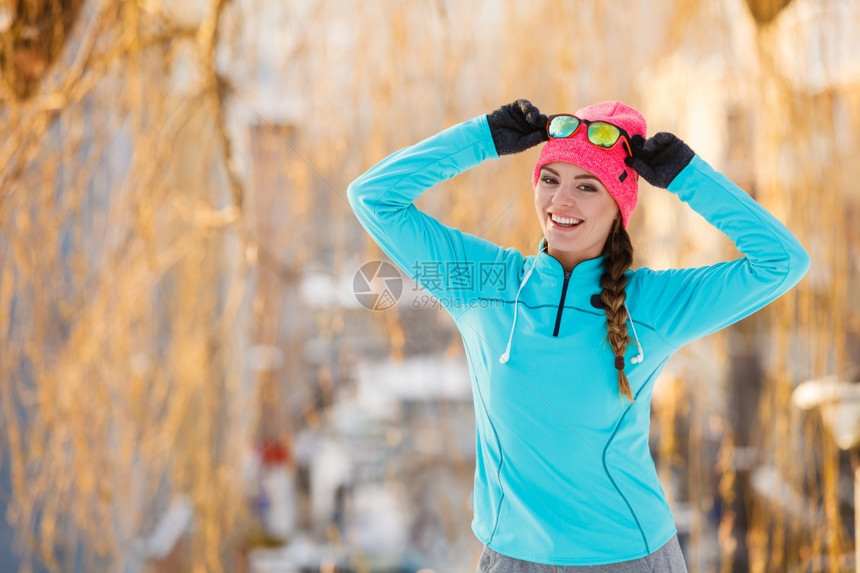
[551,214,582,226]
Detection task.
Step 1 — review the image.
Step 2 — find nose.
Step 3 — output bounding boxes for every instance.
[552,183,576,207]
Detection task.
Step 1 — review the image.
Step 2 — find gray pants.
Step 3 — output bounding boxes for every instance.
[476,536,687,573]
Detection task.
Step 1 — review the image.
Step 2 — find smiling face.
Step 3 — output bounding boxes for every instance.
[534,161,621,270]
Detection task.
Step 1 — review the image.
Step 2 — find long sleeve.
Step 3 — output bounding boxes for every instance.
[347,115,509,308]
[632,155,810,349]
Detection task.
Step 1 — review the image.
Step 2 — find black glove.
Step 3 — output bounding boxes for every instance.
[624,132,695,189]
[486,99,549,156]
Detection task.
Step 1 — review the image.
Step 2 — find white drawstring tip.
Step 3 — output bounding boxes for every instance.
[499,352,509,364]
[624,302,645,366]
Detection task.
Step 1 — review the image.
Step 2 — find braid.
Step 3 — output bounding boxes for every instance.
[600,219,635,402]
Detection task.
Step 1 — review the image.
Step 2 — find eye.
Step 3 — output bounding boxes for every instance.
[540,175,558,185]
[578,183,598,192]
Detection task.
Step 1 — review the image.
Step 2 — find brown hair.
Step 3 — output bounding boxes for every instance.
[599,218,635,402]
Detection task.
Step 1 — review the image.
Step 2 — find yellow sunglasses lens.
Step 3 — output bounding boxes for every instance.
[587,122,622,148]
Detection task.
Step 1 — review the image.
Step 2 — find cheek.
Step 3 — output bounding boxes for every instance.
[533,192,549,228]
[534,195,544,221]
[533,189,545,210]
[534,186,552,205]
[596,195,620,221]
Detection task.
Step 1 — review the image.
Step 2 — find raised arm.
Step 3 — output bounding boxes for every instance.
[626,133,810,348]
[347,100,548,306]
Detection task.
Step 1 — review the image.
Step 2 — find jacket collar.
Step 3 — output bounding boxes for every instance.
[533,238,605,282]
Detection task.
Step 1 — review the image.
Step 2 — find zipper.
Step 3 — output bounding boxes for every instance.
[552,270,572,337]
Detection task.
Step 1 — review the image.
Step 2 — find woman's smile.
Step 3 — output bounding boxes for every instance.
[548,212,584,229]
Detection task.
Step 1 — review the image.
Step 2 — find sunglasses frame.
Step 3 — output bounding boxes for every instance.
[546,114,633,157]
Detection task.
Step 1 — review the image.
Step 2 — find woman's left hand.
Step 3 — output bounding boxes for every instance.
[625,132,695,189]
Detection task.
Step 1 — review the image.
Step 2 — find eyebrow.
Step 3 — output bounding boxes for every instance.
[541,167,601,181]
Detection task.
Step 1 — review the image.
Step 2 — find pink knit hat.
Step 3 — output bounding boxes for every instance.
[532,101,646,228]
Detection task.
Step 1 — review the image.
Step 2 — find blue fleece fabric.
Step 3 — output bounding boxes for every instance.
[346,115,809,566]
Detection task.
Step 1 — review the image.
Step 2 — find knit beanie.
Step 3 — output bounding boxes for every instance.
[532,101,647,228]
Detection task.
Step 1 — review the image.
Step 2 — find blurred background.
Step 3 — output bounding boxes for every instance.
[0,0,858,571]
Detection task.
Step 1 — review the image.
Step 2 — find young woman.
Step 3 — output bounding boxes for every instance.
[347,100,809,572]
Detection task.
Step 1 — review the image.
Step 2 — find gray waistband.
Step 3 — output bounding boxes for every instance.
[476,535,687,573]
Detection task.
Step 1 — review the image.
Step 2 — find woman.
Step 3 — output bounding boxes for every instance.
[346,100,809,572]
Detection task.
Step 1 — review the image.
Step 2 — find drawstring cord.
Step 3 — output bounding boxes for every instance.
[499,251,540,365]
[625,302,645,365]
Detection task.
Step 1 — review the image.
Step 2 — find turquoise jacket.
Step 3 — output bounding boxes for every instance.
[346,115,809,565]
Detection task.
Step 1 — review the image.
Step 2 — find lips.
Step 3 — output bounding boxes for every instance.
[549,212,583,228]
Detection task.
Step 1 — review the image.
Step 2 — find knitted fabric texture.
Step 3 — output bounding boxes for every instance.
[533,101,647,228]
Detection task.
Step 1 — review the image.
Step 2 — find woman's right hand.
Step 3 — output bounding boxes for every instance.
[486,99,549,156]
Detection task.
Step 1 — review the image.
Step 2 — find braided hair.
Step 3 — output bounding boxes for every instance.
[599,218,635,402]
